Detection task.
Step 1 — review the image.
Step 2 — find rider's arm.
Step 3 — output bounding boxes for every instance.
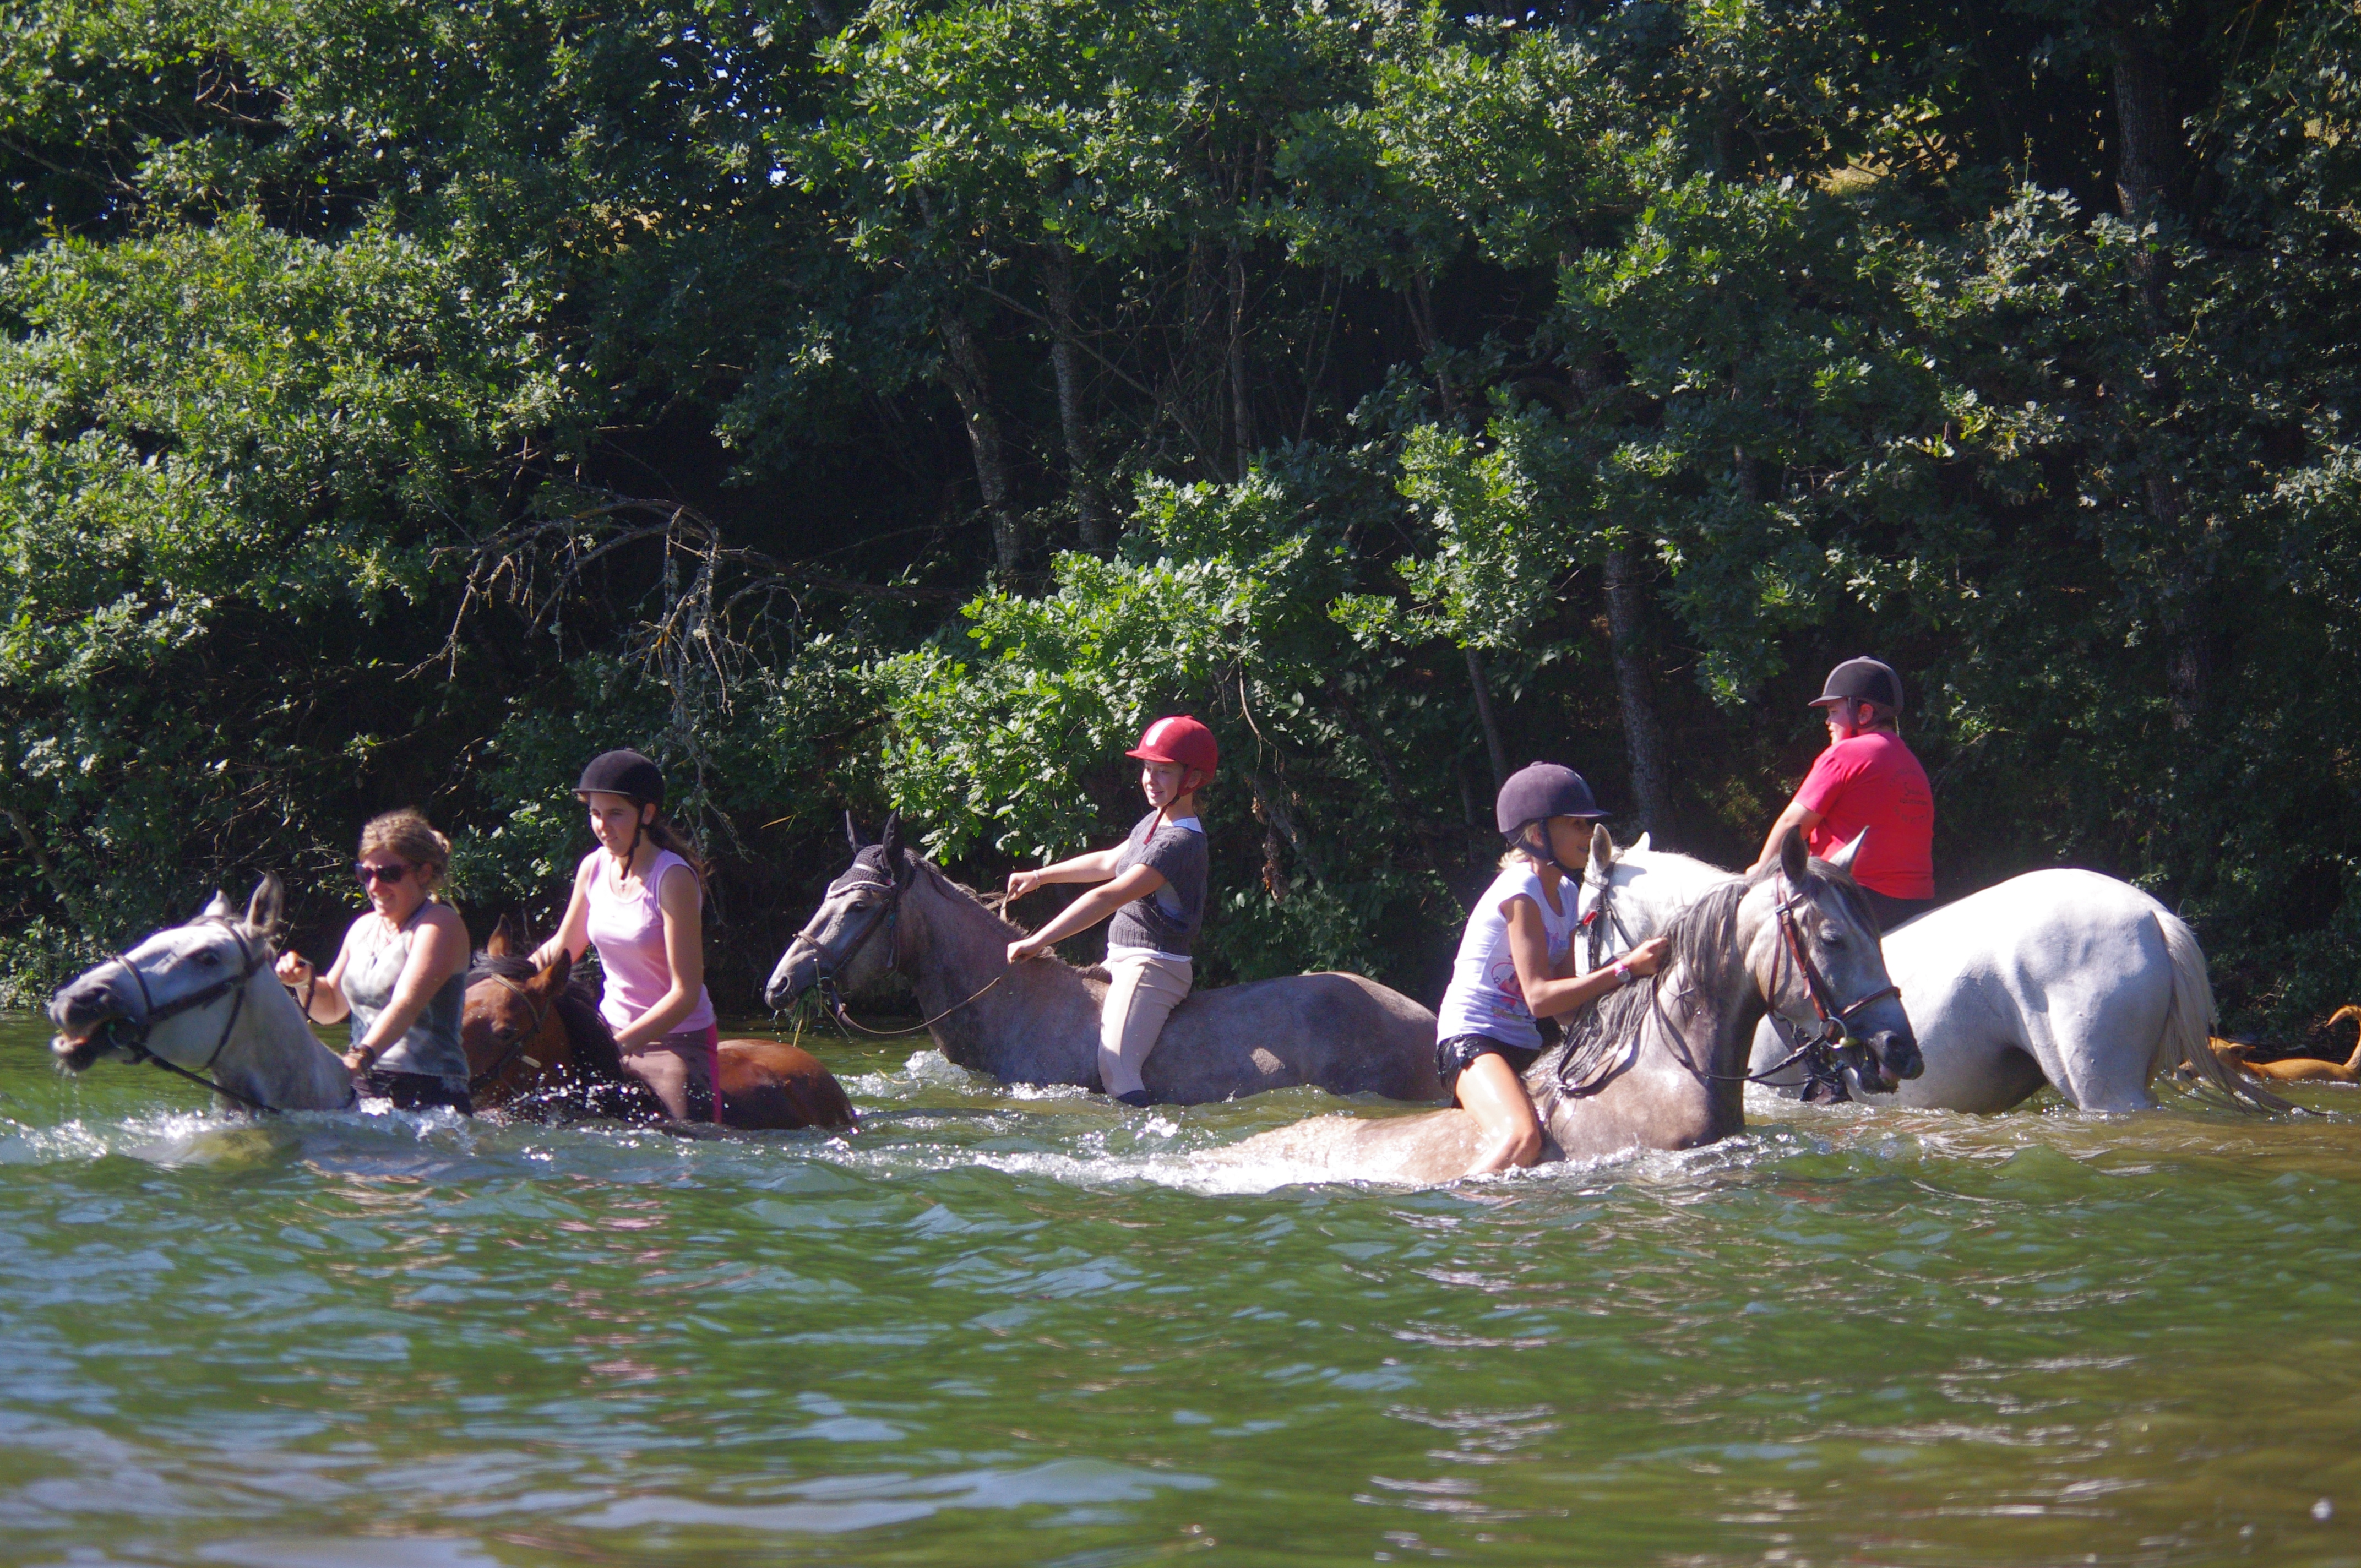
[529,859,595,968]
[1007,846,1126,900]
[350,908,470,1063]
[612,863,705,1047]
[1009,864,1165,960]
[1505,897,1669,1018]
[1750,798,1824,875]
[278,924,357,1025]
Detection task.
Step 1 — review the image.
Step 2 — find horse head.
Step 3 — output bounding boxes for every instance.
[463,916,577,1107]
[50,876,283,1074]
[764,811,916,1010]
[1753,827,1923,1092]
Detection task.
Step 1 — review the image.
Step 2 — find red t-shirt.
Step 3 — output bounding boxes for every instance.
[1793,731,1934,899]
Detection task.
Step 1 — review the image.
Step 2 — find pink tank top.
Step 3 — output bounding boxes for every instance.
[583,847,716,1034]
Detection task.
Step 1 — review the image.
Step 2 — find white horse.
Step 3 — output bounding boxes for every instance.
[1575,832,2280,1113]
[48,875,357,1112]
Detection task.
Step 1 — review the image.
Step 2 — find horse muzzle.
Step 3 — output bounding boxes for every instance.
[1851,1027,1923,1093]
[49,980,129,1071]
[764,939,820,1011]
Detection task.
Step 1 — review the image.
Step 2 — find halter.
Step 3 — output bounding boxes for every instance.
[466,971,553,1094]
[786,859,1013,1038]
[101,918,278,1112]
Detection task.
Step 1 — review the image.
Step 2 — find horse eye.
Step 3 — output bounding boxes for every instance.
[193,950,222,967]
[1821,928,1845,946]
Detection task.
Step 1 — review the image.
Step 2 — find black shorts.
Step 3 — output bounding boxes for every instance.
[1435,1034,1542,1099]
[1862,890,1937,934]
[361,1069,473,1116]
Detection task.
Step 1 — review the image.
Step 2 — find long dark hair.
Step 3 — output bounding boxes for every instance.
[641,812,708,891]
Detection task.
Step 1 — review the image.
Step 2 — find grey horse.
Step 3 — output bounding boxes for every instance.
[764,815,1442,1104]
[50,875,357,1112]
[1223,829,1921,1183]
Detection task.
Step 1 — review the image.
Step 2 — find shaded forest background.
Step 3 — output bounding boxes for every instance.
[3,0,2358,1035]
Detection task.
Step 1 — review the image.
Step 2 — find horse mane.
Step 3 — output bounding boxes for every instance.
[1537,858,1876,1098]
[850,845,1109,981]
[1533,870,1761,1096]
[467,953,630,1081]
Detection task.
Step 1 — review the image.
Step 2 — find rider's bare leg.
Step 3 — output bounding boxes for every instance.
[1455,1053,1543,1175]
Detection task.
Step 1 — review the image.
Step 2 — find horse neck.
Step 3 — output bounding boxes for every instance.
[1541,880,1768,1141]
[218,971,346,1107]
[903,868,1092,1055]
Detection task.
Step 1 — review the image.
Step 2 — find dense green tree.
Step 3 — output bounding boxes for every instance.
[2,0,2358,1037]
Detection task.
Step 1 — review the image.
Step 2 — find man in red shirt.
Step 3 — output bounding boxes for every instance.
[1752,657,1936,931]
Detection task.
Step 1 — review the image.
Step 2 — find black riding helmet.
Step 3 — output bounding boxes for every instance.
[1495,762,1606,836]
[1809,657,1903,715]
[576,749,665,808]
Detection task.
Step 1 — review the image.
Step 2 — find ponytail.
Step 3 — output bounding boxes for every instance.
[645,814,708,894]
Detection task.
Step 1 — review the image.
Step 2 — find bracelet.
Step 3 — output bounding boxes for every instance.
[1611,961,1631,989]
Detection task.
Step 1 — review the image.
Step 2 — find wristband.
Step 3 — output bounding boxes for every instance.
[1611,961,1631,989]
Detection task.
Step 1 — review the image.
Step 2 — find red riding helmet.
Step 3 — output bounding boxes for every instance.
[1126,715,1218,776]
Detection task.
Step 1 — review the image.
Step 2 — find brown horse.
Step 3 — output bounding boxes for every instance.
[2202,1007,2361,1086]
[464,921,857,1130]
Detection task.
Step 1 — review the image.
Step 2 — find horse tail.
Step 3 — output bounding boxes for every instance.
[2156,907,2292,1113]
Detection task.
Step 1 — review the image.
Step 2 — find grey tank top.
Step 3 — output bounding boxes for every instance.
[345,905,468,1084]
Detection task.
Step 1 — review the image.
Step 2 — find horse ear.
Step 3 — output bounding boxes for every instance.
[1632,831,1652,853]
[243,873,284,938]
[845,810,867,852]
[879,810,905,868]
[487,914,516,957]
[1824,828,1868,875]
[531,947,573,994]
[200,889,235,919]
[1779,825,1809,884]
[1590,823,1615,874]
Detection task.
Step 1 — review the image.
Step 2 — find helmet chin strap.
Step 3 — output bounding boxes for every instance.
[1522,821,1580,880]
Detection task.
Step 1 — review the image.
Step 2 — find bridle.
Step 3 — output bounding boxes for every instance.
[786,857,1012,1037]
[100,918,279,1112]
[1555,874,1897,1099]
[1771,875,1901,1047]
[466,972,553,1094]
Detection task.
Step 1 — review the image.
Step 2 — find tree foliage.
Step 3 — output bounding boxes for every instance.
[2,0,2358,1033]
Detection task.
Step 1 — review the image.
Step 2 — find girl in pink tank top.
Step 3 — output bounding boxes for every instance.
[531,750,721,1121]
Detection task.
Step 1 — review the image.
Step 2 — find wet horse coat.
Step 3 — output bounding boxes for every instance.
[464,921,855,1130]
[1227,833,1919,1184]
[765,818,1441,1104]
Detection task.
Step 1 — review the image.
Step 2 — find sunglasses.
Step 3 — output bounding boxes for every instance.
[355,862,411,885]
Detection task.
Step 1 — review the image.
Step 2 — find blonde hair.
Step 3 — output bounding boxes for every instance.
[360,808,451,893]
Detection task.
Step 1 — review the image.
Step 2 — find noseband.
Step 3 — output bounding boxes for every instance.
[101,918,277,1111]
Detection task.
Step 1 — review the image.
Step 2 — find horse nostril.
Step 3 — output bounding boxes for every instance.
[1876,1030,1925,1080]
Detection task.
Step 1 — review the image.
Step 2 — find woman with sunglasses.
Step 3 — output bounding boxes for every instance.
[274,808,474,1112]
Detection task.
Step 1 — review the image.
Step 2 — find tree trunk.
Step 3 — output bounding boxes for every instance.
[1041,249,1110,551]
[2109,17,2206,726]
[1464,646,1507,794]
[1603,540,1673,835]
[2108,21,2175,326]
[939,314,1025,577]
[1227,240,1255,480]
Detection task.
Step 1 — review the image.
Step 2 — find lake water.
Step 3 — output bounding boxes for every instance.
[3,1010,2358,1566]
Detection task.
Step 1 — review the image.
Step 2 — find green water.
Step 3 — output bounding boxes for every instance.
[3,1014,2359,1567]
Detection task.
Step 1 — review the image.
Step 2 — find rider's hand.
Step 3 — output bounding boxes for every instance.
[1623,937,1672,978]
[275,952,312,987]
[1007,936,1047,965]
[1005,869,1042,901]
[341,1043,378,1074]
